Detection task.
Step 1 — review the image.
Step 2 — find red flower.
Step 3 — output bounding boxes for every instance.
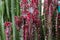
[33,8,39,16]
[36,19,41,26]
[48,0,52,5]
[4,22,11,40]
[20,2,25,8]
[23,24,28,32]
[22,0,27,3]
[34,18,40,24]
[58,14,60,19]
[25,4,29,8]
[31,0,38,4]
[49,4,54,17]
[20,2,29,9]
[31,0,38,7]
[27,13,31,18]
[22,10,28,15]
[4,22,12,27]
[23,24,29,40]
[14,16,19,21]
[14,16,22,27]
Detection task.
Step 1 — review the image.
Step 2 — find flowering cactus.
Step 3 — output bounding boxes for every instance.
[57,0,60,40]
[44,0,55,40]
[14,16,23,30]
[44,0,49,15]
[23,24,29,40]
[20,0,41,40]
[0,0,60,40]
[4,22,12,40]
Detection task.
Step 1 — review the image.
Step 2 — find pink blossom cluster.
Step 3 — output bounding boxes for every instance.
[20,0,41,40]
[4,0,41,40]
[4,22,12,40]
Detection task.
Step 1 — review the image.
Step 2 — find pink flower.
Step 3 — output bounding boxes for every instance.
[31,0,38,4]
[33,19,41,27]
[20,2,25,8]
[36,19,41,27]
[23,24,29,40]
[22,0,27,3]
[14,16,22,27]
[20,0,41,40]
[25,4,29,8]
[22,10,28,19]
[27,14,31,18]
[4,22,11,40]
[4,22,12,27]
[48,0,52,5]
[33,8,39,16]
[22,10,28,14]
[20,2,29,9]
[49,4,53,17]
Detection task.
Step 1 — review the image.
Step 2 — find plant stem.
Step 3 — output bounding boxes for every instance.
[11,0,16,40]
[0,1,6,40]
[5,0,10,19]
[16,0,19,16]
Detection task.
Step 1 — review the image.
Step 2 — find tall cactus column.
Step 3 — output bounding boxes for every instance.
[48,0,54,40]
[57,0,60,40]
[44,0,49,40]
[0,0,6,40]
[48,3,53,40]
[44,0,53,40]
[41,0,45,40]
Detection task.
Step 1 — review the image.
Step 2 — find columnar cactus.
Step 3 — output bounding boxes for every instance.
[44,0,54,40]
[57,0,60,40]
[48,3,53,40]
[44,0,48,39]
